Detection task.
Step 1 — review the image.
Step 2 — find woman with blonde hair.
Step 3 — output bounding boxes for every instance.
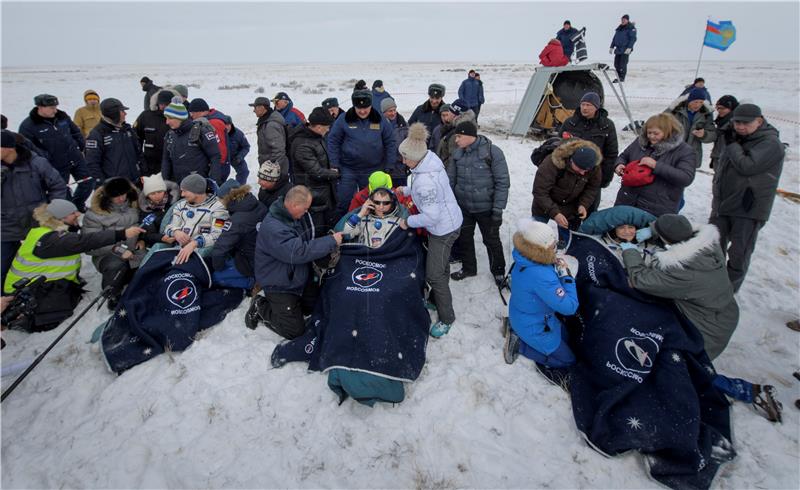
[613,113,696,216]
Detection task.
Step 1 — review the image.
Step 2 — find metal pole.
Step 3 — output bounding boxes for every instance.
[695,18,710,79]
[600,67,638,135]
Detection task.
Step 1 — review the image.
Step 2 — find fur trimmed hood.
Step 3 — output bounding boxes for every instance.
[667,94,714,115]
[550,138,603,170]
[513,232,556,265]
[635,125,685,156]
[32,203,69,232]
[220,184,253,207]
[453,109,476,127]
[90,179,139,214]
[653,223,720,270]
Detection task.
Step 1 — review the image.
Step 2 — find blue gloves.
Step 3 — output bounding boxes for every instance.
[635,227,652,242]
[619,241,638,251]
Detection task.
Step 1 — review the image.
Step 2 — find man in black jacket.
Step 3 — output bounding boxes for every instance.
[408,83,446,136]
[557,92,618,212]
[210,183,267,290]
[140,76,161,111]
[134,90,172,176]
[86,98,143,187]
[710,103,785,292]
[290,107,340,234]
[161,100,222,184]
[18,94,93,212]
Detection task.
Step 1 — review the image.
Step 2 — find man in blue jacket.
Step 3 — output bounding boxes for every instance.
[248,185,343,338]
[18,94,92,212]
[222,116,251,184]
[609,14,637,82]
[273,92,306,128]
[327,89,397,217]
[457,70,485,122]
[556,20,579,60]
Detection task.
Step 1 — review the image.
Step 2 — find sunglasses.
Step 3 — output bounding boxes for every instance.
[372,200,392,206]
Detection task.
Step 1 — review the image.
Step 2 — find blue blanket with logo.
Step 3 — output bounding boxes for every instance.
[275,227,429,382]
[101,249,245,374]
[564,232,735,490]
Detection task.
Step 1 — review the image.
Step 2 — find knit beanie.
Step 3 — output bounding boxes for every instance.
[716,95,739,111]
[180,173,208,194]
[84,90,100,102]
[516,218,557,248]
[687,88,706,103]
[380,97,397,113]
[1,130,15,149]
[257,160,282,182]
[451,99,469,114]
[188,98,210,112]
[156,90,175,106]
[454,121,478,138]
[653,214,693,244]
[47,199,78,219]
[580,91,601,109]
[571,146,598,170]
[164,97,189,120]
[439,104,453,115]
[398,123,430,162]
[216,179,240,200]
[173,85,189,99]
[372,80,383,89]
[368,171,393,193]
[307,107,334,126]
[142,173,167,196]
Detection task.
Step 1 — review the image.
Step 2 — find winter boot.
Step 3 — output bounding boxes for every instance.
[450,270,477,281]
[430,321,452,338]
[503,318,519,365]
[245,295,264,330]
[752,384,783,423]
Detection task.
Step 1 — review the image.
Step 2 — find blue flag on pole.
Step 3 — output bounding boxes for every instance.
[704,20,736,51]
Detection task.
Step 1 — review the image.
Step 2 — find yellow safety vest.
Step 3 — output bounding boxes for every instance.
[4,227,81,294]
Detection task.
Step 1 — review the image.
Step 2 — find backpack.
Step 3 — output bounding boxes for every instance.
[531,137,562,167]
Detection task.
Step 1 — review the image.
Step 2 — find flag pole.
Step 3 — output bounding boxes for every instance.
[695,17,710,79]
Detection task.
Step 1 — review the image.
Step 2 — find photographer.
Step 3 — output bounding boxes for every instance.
[3,199,144,332]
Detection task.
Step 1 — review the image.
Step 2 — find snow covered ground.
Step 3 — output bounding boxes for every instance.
[1,60,799,488]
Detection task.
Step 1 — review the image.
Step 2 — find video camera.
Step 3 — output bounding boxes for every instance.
[1,275,46,331]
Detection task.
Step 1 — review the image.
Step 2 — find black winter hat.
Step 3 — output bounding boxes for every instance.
[1,114,7,130]
[454,121,478,138]
[188,98,210,112]
[654,214,693,244]
[100,98,129,121]
[103,176,135,198]
[273,92,291,102]
[308,106,334,126]
[34,94,59,107]
[352,89,373,109]
[570,146,598,170]
[732,103,762,122]
[372,79,383,89]
[156,90,175,106]
[622,14,630,20]
[321,97,339,109]
[428,83,445,98]
[354,80,368,91]
[140,76,152,84]
[1,130,16,149]
[716,95,739,111]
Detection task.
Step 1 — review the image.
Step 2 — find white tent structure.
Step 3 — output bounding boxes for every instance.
[509,62,639,137]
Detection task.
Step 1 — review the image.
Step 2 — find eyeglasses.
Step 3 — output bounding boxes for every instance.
[372,200,392,206]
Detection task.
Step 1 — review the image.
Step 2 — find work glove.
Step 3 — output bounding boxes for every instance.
[635,227,652,242]
[619,241,638,251]
[624,48,632,55]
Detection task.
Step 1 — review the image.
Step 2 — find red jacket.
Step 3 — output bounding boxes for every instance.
[206,109,228,164]
[539,40,569,67]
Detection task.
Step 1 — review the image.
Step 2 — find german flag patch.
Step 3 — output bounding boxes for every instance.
[213,218,227,228]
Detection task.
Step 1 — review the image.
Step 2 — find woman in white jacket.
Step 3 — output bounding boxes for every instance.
[396,123,463,338]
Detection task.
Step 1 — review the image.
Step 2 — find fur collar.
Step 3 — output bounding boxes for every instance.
[453,110,476,127]
[28,108,71,125]
[90,182,139,214]
[636,128,685,156]
[513,232,556,265]
[550,138,603,170]
[667,95,714,115]
[32,204,69,232]
[653,223,719,270]
[344,107,382,124]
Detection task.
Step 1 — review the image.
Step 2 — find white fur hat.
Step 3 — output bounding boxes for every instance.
[516,218,557,248]
[142,173,167,196]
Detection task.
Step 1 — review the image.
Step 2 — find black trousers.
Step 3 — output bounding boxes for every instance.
[96,254,134,297]
[614,54,630,81]
[455,210,505,276]
[260,292,305,340]
[709,215,764,293]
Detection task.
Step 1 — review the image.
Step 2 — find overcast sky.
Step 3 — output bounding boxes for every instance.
[1,1,798,67]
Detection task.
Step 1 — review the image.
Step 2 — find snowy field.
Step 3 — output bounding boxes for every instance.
[1,60,799,489]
